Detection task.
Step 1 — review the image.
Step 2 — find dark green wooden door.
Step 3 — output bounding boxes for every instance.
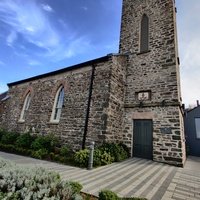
[133,120,153,159]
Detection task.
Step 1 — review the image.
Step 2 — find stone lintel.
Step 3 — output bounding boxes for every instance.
[132,112,154,119]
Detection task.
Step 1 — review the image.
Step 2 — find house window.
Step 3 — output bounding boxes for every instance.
[50,86,64,123]
[195,118,200,139]
[19,91,31,122]
[140,14,149,52]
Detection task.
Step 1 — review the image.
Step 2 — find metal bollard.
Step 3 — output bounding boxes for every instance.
[88,141,95,170]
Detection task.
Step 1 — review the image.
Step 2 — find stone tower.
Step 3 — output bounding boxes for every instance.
[119,0,186,166]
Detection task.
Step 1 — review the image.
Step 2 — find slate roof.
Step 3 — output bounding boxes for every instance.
[0,91,9,101]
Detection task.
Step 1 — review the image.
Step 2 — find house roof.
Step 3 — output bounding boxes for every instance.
[0,91,9,102]
[8,55,111,87]
[185,105,200,113]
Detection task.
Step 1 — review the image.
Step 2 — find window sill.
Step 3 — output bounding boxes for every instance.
[48,121,60,125]
[18,120,25,123]
[137,50,151,55]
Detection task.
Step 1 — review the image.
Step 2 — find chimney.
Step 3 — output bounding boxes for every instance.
[197,100,199,106]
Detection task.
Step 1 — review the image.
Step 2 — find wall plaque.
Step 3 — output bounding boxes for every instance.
[137,91,151,101]
[160,127,172,134]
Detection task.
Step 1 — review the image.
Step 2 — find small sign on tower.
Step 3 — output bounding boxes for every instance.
[137,91,151,101]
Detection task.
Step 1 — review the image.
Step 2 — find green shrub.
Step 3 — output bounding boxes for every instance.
[0,192,5,199]
[99,190,119,200]
[31,148,48,159]
[50,152,55,160]
[31,134,59,152]
[1,132,19,145]
[0,129,6,141]
[123,198,147,200]
[94,149,114,166]
[15,132,35,149]
[74,149,89,167]
[0,143,33,157]
[0,143,16,153]
[0,158,83,199]
[54,154,61,162]
[51,154,68,164]
[60,145,69,156]
[69,181,83,194]
[99,143,128,162]
[119,142,130,157]
[15,147,33,156]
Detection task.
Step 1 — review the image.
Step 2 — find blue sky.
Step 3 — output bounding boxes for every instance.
[0,0,199,107]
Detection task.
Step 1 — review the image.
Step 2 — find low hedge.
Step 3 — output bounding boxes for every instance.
[74,143,129,168]
[99,190,147,200]
[0,129,130,168]
[0,130,72,161]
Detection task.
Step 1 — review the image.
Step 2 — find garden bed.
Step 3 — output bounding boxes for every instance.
[0,129,129,168]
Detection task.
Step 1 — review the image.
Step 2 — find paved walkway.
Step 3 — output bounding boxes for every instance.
[0,151,200,200]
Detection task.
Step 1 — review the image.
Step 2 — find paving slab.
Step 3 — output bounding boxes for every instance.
[0,151,200,200]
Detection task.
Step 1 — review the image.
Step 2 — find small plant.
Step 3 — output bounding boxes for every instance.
[32,148,48,159]
[69,181,83,194]
[94,149,114,166]
[99,143,128,162]
[99,190,147,200]
[1,132,19,145]
[0,143,16,153]
[74,149,89,167]
[0,129,6,141]
[119,142,130,157]
[99,190,119,200]
[31,134,59,152]
[123,198,147,200]
[50,152,55,160]
[60,145,69,156]
[15,132,35,149]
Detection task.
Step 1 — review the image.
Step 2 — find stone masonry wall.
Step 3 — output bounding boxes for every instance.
[99,55,127,143]
[119,0,186,166]
[0,99,10,129]
[0,59,115,150]
[120,0,181,104]
[123,107,185,166]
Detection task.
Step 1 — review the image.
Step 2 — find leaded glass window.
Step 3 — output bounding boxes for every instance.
[51,86,64,122]
[19,91,31,122]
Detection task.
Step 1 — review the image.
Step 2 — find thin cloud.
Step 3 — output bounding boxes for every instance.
[0,0,60,47]
[0,0,60,49]
[44,36,92,61]
[81,6,88,11]
[0,0,93,64]
[7,31,17,46]
[41,4,53,12]
[28,60,41,66]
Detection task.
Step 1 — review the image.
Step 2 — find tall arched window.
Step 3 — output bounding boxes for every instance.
[140,14,149,52]
[19,91,31,122]
[50,86,65,123]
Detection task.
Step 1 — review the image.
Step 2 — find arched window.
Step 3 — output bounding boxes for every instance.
[19,91,31,122]
[50,86,64,122]
[140,14,149,52]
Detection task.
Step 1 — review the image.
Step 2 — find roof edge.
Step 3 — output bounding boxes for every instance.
[8,55,111,87]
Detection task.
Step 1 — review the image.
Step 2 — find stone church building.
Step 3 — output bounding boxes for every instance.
[0,0,186,166]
